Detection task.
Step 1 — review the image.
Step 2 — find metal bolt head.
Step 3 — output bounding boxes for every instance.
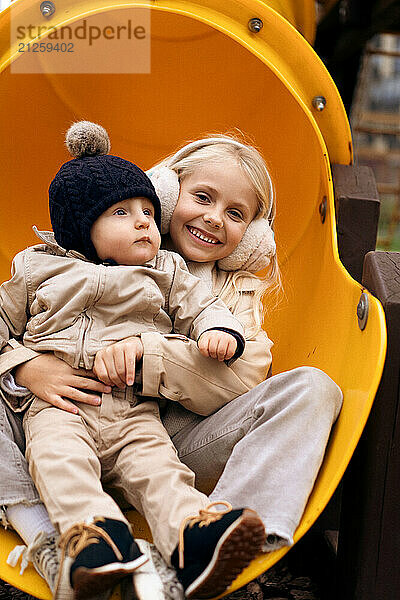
[40,1,55,18]
[357,292,369,331]
[248,18,263,33]
[339,0,350,24]
[312,96,327,111]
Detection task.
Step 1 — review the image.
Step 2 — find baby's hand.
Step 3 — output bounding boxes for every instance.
[197,331,237,362]
[93,336,144,389]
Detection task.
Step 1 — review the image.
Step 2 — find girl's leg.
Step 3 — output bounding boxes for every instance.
[163,366,342,550]
[5,503,55,541]
[0,400,40,510]
[0,398,55,541]
[0,399,58,589]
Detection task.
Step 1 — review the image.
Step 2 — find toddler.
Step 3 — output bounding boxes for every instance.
[0,122,265,600]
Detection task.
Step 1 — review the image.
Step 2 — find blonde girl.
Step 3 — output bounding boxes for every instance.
[0,133,342,591]
[153,134,281,331]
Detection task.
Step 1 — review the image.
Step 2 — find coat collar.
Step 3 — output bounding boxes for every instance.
[33,227,90,261]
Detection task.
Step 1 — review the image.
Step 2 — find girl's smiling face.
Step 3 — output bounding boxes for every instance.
[169,158,259,263]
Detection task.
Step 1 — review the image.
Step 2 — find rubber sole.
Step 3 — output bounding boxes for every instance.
[185,509,266,599]
[72,554,148,600]
[53,555,74,600]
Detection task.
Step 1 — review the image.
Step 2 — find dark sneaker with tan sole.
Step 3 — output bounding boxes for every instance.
[56,517,148,600]
[171,502,265,599]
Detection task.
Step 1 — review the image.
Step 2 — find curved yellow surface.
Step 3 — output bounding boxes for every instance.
[0,1,385,598]
[257,0,316,44]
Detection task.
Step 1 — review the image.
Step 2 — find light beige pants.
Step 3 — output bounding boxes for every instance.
[23,388,209,562]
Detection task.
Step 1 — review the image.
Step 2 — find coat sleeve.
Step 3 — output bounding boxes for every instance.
[166,254,245,344]
[0,252,31,354]
[140,279,273,415]
[0,252,38,411]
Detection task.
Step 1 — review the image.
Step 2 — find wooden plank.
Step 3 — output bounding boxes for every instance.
[333,164,380,283]
[338,251,400,599]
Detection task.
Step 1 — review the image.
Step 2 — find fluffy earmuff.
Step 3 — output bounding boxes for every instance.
[146,137,276,272]
[218,217,275,272]
[146,166,180,235]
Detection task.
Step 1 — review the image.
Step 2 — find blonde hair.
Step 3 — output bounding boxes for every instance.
[155,133,282,335]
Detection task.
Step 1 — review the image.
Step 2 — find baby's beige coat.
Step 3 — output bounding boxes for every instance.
[0,231,246,399]
[0,233,273,416]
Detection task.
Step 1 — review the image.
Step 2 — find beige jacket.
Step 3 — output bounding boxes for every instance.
[0,234,273,415]
[139,264,273,415]
[0,230,245,409]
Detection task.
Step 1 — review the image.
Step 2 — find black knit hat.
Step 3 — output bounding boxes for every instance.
[49,121,161,262]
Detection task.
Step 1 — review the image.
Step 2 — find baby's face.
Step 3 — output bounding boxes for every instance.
[90,197,161,265]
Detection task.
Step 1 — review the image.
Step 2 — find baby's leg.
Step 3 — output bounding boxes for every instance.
[23,398,147,599]
[102,398,209,562]
[104,397,265,599]
[23,398,126,532]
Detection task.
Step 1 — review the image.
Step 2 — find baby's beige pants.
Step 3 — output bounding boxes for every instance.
[23,387,209,562]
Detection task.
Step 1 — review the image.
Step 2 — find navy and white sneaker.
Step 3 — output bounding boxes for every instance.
[55,517,147,600]
[171,502,265,599]
[7,531,59,593]
[120,539,184,600]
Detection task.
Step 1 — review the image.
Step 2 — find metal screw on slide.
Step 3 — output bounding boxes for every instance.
[40,1,56,18]
[357,292,369,331]
[312,96,327,111]
[248,18,263,33]
[339,0,350,24]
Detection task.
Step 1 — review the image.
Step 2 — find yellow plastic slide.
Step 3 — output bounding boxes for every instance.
[0,1,386,597]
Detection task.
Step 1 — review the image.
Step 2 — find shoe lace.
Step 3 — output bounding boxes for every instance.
[33,534,59,591]
[58,517,123,562]
[178,501,232,569]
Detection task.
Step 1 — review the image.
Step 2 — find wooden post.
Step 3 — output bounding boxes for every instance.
[310,164,381,598]
[315,164,380,534]
[333,164,380,283]
[337,251,400,599]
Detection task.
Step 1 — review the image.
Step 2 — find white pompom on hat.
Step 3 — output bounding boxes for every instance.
[65,121,111,158]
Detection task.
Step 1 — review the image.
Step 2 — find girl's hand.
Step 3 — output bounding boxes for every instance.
[14,353,112,414]
[197,331,237,362]
[93,337,144,389]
